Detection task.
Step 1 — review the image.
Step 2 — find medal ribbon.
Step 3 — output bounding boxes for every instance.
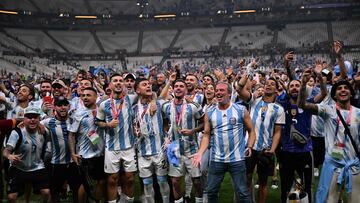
[334,103,352,147]
[173,100,185,129]
[110,94,125,120]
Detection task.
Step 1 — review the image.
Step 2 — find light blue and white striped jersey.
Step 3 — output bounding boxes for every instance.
[311,85,334,137]
[317,104,360,163]
[248,96,285,151]
[96,95,137,151]
[189,93,204,105]
[207,103,247,163]
[132,100,165,156]
[162,99,204,156]
[69,107,104,158]
[6,127,46,172]
[41,118,72,164]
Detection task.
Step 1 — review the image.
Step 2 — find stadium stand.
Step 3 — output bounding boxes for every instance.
[142,30,177,53]
[174,27,224,51]
[226,25,274,49]
[278,22,328,48]
[332,20,360,46]
[96,31,139,53]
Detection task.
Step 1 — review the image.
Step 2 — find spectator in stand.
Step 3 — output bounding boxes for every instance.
[123,73,136,94]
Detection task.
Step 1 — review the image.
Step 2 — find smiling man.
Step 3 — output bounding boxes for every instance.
[236,75,285,203]
[192,82,255,203]
[162,79,204,203]
[96,73,138,203]
[298,78,360,203]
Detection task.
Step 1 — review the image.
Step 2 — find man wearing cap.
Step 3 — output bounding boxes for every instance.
[69,87,106,203]
[41,96,80,203]
[96,73,138,203]
[298,76,360,202]
[42,79,67,117]
[124,73,136,94]
[3,106,50,203]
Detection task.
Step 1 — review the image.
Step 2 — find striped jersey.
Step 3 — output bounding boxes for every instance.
[41,118,72,164]
[207,103,247,162]
[162,99,204,156]
[69,107,104,158]
[188,93,204,105]
[317,104,360,163]
[96,94,137,151]
[132,100,165,156]
[6,127,46,172]
[248,96,285,151]
[311,85,334,137]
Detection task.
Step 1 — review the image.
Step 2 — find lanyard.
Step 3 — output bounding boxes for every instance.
[173,100,185,128]
[334,103,352,144]
[137,102,149,122]
[110,94,125,120]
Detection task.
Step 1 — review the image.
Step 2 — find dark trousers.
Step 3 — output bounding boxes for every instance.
[279,150,313,203]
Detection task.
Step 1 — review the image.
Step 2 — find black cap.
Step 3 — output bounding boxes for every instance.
[124,73,136,80]
[54,96,69,106]
[330,79,355,101]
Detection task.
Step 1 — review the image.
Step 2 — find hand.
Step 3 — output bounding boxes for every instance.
[169,72,177,83]
[38,124,46,134]
[149,66,156,75]
[284,51,294,62]
[314,59,323,74]
[245,147,252,157]
[180,129,194,136]
[42,102,53,113]
[301,68,312,83]
[8,154,22,164]
[185,95,192,103]
[149,100,157,116]
[199,64,206,73]
[239,59,246,67]
[225,66,233,76]
[71,154,81,166]
[333,40,342,58]
[191,152,202,168]
[263,149,274,156]
[107,119,119,128]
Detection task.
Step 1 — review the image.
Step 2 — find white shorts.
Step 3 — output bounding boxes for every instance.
[168,155,201,178]
[104,147,137,174]
[138,153,168,178]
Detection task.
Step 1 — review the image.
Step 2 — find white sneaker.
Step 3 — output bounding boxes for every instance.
[254,184,259,189]
[314,168,319,177]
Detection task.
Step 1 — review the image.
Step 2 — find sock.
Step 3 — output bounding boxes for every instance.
[203,193,208,203]
[158,181,170,203]
[124,195,134,203]
[185,174,192,197]
[174,197,184,203]
[108,200,117,203]
[195,197,203,203]
[144,183,155,203]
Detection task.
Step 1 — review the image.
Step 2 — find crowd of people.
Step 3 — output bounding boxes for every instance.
[0,40,359,203]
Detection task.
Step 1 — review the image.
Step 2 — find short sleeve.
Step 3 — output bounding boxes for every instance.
[316,103,332,119]
[127,94,138,106]
[96,101,106,121]
[68,113,82,133]
[193,103,204,120]
[275,105,286,125]
[6,130,20,149]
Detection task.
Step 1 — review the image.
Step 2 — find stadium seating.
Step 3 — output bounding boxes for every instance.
[332,20,360,46]
[278,22,328,48]
[96,31,139,53]
[48,30,101,54]
[175,28,224,51]
[142,30,177,53]
[0,32,34,53]
[226,25,273,49]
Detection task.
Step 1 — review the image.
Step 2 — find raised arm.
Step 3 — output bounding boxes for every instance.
[334,40,347,80]
[313,63,328,103]
[158,72,176,100]
[298,69,319,115]
[284,51,295,81]
[235,73,252,102]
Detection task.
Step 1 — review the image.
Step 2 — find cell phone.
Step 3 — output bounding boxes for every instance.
[43,96,53,104]
[167,61,172,69]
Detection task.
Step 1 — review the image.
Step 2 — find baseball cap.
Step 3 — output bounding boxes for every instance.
[54,96,69,106]
[24,106,41,115]
[52,79,66,88]
[334,61,353,79]
[124,73,136,80]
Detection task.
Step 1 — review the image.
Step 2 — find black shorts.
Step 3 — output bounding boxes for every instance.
[7,167,49,195]
[49,163,81,194]
[246,150,275,184]
[80,156,105,181]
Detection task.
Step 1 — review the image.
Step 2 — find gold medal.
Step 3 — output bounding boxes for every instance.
[261,106,267,112]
